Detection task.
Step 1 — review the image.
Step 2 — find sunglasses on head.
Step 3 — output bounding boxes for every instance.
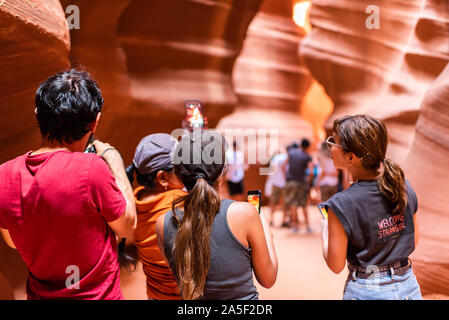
[325,136,346,151]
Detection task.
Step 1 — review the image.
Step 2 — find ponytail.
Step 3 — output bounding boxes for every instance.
[378,158,407,216]
[171,177,221,300]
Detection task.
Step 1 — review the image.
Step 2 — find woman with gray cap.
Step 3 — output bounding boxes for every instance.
[155,130,278,300]
[125,133,185,300]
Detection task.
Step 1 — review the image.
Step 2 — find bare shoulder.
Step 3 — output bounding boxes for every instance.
[226,201,259,248]
[227,201,259,223]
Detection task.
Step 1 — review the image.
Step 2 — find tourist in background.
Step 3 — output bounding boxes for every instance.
[282,139,314,234]
[317,142,339,202]
[264,150,288,227]
[225,140,248,201]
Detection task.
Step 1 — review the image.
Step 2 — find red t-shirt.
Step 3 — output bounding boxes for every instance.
[0,150,126,300]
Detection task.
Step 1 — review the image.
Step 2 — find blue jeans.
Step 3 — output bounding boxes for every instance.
[343,267,422,300]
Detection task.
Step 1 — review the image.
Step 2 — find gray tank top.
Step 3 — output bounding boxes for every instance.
[163,199,259,300]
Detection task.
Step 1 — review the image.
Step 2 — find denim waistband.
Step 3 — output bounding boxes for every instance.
[347,259,411,280]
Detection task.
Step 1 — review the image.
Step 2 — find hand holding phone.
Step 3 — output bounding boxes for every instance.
[84,133,97,153]
[183,100,208,131]
[247,190,261,214]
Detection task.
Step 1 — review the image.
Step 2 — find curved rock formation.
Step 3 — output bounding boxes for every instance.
[0,0,70,163]
[217,0,314,165]
[301,0,449,297]
[301,0,449,163]
[114,0,263,163]
[0,0,70,299]
[406,63,449,297]
[59,0,132,155]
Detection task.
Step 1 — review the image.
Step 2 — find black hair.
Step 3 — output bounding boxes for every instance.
[35,69,104,144]
[301,138,310,149]
[287,141,299,151]
[126,163,174,189]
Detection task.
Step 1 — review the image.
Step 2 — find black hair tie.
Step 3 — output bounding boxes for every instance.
[195,172,207,181]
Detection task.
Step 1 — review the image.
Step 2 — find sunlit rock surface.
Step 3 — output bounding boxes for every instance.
[301,0,449,297]
[217,0,314,172]
[406,63,449,297]
[113,0,263,162]
[301,0,449,163]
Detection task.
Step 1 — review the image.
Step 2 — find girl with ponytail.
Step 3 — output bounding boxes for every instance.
[320,115,422,300]
[156,130,278,300]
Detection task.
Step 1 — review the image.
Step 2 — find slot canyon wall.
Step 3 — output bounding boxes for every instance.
[62,0,264,164]
[301,0,449,163]
[1,0,449,300]
[405,64,449,298]
[0,0,71,299]
[2,0,305,299]
[301,0,449,296]
[217,0,314,194]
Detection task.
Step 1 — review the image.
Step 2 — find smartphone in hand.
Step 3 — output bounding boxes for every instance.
[247,190,262,214]
[84,133,97,154]
[184,100,207,131]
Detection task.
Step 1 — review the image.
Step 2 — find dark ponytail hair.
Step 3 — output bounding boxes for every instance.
[171,130,226,300]
[379,158,407,216]
[333,115,407,216]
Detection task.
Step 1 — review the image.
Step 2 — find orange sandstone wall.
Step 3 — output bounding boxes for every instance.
[60,0,132,156]
[217,0,314,158]
[0,0,71,299]
[113,0,263,163]
[301,0,449,163]
[406,64,449,297]
[301,0,449,297]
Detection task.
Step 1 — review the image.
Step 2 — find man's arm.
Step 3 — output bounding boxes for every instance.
[0,228,16,249]
[93,141,137,240]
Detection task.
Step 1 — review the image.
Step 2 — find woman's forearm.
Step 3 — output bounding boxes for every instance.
[321,219,329,261]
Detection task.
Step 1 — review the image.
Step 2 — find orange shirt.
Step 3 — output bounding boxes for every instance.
[133,187,186,300]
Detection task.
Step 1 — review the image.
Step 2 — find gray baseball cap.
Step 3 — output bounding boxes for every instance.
[132,133,178,176]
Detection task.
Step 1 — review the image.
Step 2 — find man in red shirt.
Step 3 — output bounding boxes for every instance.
[0,69,136,299]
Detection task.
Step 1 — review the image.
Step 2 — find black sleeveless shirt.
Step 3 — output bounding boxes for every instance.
[322,179,418,268]
[163,199,259,300]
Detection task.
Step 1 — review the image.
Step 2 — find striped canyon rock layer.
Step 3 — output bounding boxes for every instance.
[59,0,132,154]
[113,0,263,162]
[301,0,449,296]
[2,0,449,299]
[406,64,449,297]
[0,0,71,299]
[0,0,264,299]
[217,0,314,193]
[301,0,449,163]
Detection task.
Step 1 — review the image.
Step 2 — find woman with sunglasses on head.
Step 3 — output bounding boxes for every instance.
[155,130,278,300]
[320,115,422,300]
